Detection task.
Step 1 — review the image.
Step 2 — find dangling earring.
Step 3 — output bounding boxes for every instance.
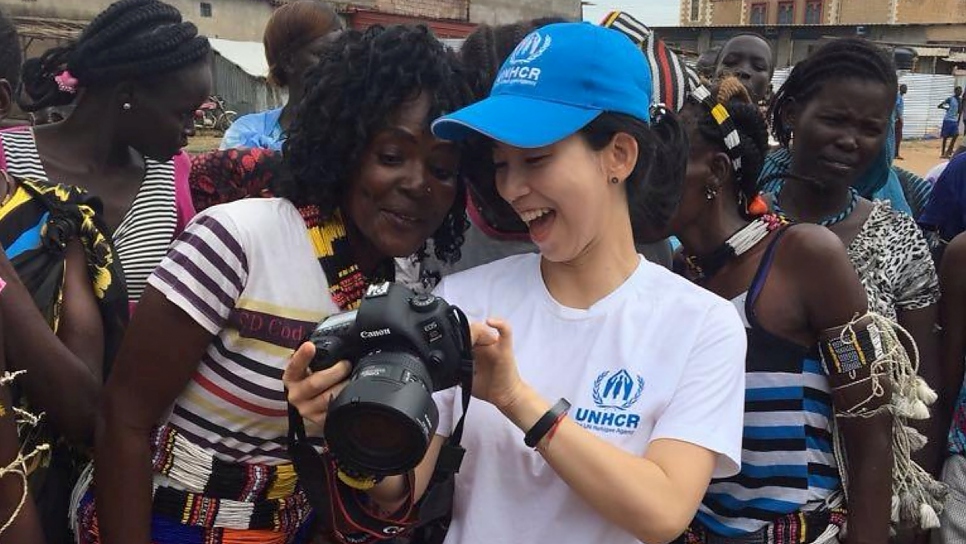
[609,176,620,185]
[705,186,718,200]
[122,102,132,111]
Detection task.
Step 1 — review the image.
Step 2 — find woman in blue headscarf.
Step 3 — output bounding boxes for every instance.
[758,110,913,214]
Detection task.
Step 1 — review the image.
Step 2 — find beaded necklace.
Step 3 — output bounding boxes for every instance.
[773,185,859,227]
[685,213,787,282]
[297,205,393,311]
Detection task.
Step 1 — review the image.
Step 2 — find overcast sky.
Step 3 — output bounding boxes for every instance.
[582,0,681,26]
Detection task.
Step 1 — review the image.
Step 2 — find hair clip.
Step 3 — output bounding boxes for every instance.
[688,84,743,178]
[649,103,669,123]
[55,70,79,94]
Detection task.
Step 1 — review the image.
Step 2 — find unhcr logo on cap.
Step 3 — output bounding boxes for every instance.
[508,31,552,65]
[495,30,552,88]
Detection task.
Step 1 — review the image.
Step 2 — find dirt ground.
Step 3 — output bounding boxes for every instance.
[897,138,953,178]
[185,130,223,154]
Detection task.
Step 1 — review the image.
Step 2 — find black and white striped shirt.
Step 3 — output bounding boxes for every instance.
[0,128,178,303]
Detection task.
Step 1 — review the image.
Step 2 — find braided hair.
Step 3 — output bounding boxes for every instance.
[20,0,211,112]
[282,25,474,265]
[687,77,769,218]
[770,37,897,148]
[0,8,21,92]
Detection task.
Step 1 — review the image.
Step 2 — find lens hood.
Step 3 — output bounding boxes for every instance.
[324,351,440,477]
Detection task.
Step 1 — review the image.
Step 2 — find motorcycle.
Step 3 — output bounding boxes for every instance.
[194,95,237,132]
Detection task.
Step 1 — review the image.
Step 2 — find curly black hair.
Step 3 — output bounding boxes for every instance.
[19,0,211,112]
[281,24,474,264]
[685,79,769,219]
[769,37,896,148]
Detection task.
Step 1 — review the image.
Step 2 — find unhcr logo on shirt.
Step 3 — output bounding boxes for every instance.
[575,370,645,435]
[495,31,552,87]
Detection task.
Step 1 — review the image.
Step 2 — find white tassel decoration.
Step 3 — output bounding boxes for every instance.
[916,378,938,405]
[904,426,928,451]
[895,398,914,418]
[891,494,900,522]
[911,399,931,420]
[920,503,941,530]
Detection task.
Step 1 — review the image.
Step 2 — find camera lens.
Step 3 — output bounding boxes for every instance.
[324,351,441,477]
[345,408,409,453]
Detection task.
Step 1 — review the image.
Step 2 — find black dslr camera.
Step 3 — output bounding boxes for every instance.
[307,282,472,483]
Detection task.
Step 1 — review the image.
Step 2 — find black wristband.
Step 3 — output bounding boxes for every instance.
[524,398,571,448]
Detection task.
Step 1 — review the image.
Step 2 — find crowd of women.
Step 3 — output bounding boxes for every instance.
[0,1,964,544]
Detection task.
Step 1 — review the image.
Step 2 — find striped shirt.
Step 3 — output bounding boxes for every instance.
[0,128,178,302]
[695,229,839,537]
[149,198,336,464]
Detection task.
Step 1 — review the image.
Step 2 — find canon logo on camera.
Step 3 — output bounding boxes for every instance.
[360,328,391,339]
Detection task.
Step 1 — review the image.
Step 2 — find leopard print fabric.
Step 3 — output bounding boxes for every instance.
[848,200,939,319]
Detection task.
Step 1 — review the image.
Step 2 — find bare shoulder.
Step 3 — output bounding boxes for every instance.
[778,223,850,262]
[775,223,863,301]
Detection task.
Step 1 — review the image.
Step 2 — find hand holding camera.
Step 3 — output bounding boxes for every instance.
[287,282,473,492]
[282,343,351,430]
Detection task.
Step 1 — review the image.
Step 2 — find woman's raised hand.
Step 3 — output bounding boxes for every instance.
[469,318,527,413]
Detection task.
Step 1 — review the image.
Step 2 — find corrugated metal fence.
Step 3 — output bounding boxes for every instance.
[897,73,958,140]
[769,68,960,140]
[211,52,287,116]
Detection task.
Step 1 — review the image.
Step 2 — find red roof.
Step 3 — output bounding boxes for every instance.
[342,7,476,39]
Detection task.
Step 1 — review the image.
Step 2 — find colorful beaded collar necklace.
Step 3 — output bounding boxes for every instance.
[297,205,393,311]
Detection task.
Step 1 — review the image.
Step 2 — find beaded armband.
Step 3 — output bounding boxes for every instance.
[819,321,884,375]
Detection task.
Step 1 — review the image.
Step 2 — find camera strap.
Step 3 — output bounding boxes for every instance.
[287,389,472,542]
[414,307,474,527]
[288,404,420,542]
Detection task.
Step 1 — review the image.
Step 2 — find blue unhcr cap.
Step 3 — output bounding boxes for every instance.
[431,22,654,148]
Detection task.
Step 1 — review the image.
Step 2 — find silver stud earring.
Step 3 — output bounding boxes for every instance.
[609,177,620,185]
[705,186,718,200]
[122,102,132,111]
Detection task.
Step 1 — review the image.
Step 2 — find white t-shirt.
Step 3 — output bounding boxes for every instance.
[432,254,747,544]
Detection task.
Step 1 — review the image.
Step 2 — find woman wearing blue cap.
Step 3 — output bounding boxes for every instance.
[286,22,747,544]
